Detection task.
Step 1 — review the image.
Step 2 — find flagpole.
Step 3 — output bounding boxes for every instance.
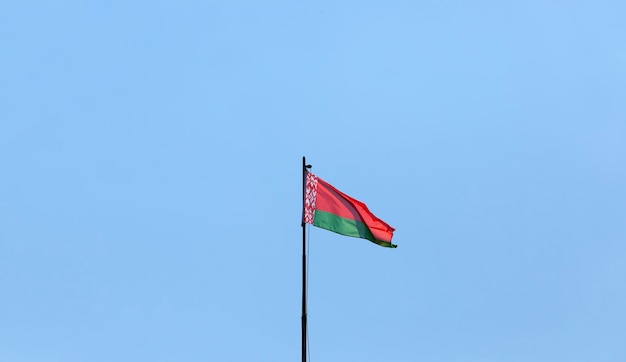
[301,156,311,362]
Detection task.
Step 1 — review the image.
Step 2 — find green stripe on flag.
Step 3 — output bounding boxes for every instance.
[313,210,396,248]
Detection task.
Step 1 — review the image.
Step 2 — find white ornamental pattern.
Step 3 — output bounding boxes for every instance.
[304,172,318,224]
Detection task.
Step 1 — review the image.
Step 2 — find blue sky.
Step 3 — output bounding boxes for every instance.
[1,1,625,361]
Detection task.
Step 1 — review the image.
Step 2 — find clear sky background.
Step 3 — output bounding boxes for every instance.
[1,1,625,361]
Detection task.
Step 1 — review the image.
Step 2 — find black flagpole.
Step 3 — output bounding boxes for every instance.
[301,156,311,362]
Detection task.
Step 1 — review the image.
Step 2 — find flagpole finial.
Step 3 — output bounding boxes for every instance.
[302,156,312,169]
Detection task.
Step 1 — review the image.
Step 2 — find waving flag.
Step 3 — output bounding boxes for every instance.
[303,171,396,248]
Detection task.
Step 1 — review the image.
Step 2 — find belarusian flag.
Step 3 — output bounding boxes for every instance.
[303,171,396,248]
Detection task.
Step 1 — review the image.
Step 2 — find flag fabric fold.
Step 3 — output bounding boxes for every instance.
[304,171,396,248]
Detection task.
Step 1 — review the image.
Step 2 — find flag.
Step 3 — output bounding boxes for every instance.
[303,171,396,248]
